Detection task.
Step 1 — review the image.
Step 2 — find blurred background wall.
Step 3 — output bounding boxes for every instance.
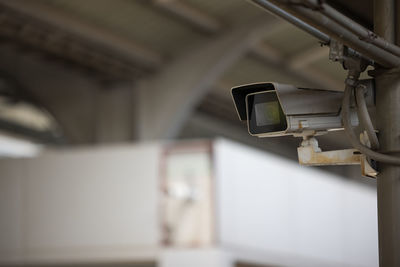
[0,139,378,266]
[0,0,377,266]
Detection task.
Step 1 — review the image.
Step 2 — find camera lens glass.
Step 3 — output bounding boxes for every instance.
[254,101,281,126]
[247,91,287,135]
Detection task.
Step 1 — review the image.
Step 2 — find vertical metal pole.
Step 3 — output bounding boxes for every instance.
[397,0,400,46]
[374,0,400,266]
[374,0,395,42]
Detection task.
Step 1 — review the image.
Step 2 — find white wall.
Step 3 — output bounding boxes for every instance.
[159,248,232,267]
[214,139,378,267]
[0,143,161,264]
[0,160,23,263]
[0,139,379,267]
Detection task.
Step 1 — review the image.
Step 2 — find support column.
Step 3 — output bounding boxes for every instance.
[376,74,400,266]
[374,0,400,266]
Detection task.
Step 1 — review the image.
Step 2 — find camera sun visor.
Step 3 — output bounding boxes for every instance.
[231,83,275,121]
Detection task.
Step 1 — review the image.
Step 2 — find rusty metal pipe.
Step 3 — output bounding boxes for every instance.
[251,0,400,68]
[247,0,330,43]
[303,0,400,58]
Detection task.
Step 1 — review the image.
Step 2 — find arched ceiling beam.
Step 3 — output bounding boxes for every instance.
[0,0,163,71]
[137,18,283,140]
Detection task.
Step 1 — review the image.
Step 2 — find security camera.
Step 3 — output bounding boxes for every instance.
[231,82,348,137]
[231,81,379,177]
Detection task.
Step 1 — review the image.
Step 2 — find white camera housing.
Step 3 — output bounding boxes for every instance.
[231,82,345,137]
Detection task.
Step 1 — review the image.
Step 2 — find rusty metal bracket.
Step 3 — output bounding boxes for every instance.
[298,137,378,178]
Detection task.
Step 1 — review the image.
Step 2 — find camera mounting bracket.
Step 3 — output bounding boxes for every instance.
[297,136,377,178]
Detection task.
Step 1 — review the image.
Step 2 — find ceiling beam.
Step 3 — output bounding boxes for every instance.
[0,119,63,144]
[0,11,145,80]
[0,0,163,70]
[152,0,221,34]
[137,18,282,140]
